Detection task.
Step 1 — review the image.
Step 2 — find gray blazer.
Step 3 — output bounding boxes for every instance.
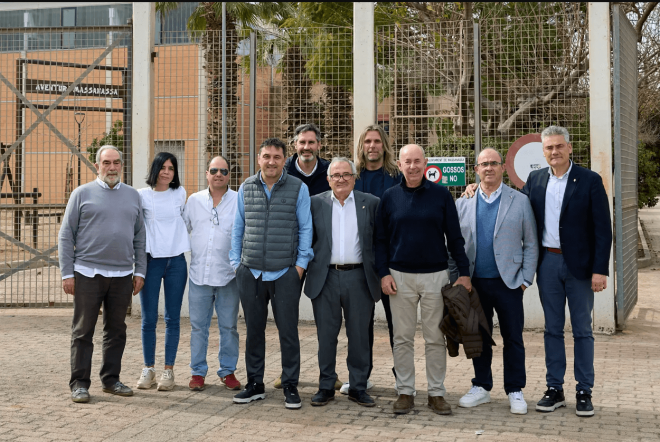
[450,183,538,289]
[304,190,381,301]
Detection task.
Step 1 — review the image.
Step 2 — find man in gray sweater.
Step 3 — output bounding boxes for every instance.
[58,145,147,403]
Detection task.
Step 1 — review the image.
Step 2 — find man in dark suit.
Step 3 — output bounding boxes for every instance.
[522,126,612,417]
[304,157,381,408]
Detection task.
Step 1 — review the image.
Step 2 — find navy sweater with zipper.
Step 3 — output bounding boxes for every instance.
[375,177,470,278]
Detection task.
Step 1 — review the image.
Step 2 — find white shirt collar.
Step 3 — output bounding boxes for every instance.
[548,160,573,180]
[295,156,318,177]
[331,190,354,204]
[478,181,503,202]
[96,177,121,190]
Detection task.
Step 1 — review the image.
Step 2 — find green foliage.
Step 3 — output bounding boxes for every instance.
[306,32,353,89]
[638,141,660,208]
[87,120,123,164]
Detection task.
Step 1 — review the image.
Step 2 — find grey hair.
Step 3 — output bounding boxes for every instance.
[96,145,123,164]
[478,147,503,163]
[327,157,357,176]
[541,126,570,144]
[293,123,322,143]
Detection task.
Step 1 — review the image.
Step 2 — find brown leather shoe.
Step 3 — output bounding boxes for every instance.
[428,396,452,415]
[393,394,415,414]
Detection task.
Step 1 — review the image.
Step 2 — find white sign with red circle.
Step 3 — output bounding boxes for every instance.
[424,165,442,183]
[505,133,546,189]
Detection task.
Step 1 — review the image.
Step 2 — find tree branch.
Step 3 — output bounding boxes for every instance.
[636,2,659,42]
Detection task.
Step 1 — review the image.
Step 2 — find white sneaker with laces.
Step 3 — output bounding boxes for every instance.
[508,391,528,414]
[136,367,156,389]
[340,378,375,395]
[458,385,491,408]
[157,369,175,391]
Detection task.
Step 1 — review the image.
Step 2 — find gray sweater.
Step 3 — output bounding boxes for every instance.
[58,180,147,277]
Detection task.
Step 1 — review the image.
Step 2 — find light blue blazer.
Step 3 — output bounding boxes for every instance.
[450,183,538,289]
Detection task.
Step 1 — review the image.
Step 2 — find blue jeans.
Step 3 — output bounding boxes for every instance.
[189,278,240,378]
[537,251,595,393]
[140,253,188,367]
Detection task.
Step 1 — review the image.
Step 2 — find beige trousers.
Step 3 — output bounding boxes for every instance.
[389,268,449,397]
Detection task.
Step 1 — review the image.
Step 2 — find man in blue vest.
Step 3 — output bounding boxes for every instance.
[230,138,314,410]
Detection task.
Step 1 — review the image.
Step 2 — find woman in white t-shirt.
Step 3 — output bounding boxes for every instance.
[135,152,190,391]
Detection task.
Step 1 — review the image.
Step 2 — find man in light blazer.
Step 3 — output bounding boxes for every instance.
[304,157,380,408]
[450,147,538,415]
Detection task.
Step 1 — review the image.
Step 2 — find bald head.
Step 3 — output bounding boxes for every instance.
[477,147,503,164]
[397,144,427,188]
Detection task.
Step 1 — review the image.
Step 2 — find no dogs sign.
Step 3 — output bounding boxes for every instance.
[425,157,466,186]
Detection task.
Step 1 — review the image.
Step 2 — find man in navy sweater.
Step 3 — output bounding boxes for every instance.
[284,123,330,197]
[375,144,471,416]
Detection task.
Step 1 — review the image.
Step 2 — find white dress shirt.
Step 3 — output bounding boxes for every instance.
[63,178,144,279]
[139,186,190,258]
[330,191,362,265]
[184,188,238,287]
[542,161,573,248]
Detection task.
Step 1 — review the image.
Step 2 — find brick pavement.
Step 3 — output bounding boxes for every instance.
[2,217,660,442]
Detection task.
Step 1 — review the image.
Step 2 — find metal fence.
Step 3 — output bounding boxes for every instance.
[0,25,132,307]
[613,7,639,328]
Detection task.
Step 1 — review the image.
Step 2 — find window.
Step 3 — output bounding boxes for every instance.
[61,8,76,49]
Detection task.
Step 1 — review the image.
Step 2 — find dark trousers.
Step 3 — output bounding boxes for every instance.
[537,251,595,393]
[237,265,302,387]
[70,272,133,391]
[312,268,375,391]
[471,277,526,394]
[367,291,395,379]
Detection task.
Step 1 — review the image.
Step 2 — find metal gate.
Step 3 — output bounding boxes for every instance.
[613,7,639,328]
[0,24,132,307]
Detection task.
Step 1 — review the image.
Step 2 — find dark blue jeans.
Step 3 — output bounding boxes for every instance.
[140,253,188,367]
[471,277,526,394]
[537,251,595,394]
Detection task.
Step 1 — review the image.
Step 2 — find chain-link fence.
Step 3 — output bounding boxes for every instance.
[0,25,132,306]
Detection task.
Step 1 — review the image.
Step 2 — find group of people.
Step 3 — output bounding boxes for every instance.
[58,122,612,419]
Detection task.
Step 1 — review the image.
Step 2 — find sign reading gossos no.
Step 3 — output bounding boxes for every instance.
[504,133,546,189]
[424,157,466,186]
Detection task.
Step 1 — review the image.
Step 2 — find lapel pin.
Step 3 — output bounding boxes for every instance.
[362,206,365,209]
[574,179,576,182]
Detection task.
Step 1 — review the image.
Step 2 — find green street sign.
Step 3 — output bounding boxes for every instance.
[425,157,466,186]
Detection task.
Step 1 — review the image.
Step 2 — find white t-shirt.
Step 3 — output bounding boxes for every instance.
[139,186,191,258]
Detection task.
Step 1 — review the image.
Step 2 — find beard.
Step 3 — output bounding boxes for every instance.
[298,151,317,163]
[101,173,120,187]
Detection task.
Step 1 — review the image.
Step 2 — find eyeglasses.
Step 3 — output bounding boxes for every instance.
[329,173,355,181]
[477,161,502,168]
[209,168,229,176]
[211,207,219,225]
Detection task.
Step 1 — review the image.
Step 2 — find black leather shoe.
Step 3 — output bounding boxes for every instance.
[536,387,566,412]
[102,381,134,397]
[348,389,376,407]
[311,389,335,406]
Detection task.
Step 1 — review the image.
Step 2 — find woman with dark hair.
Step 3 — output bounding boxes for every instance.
[136,152,190,391]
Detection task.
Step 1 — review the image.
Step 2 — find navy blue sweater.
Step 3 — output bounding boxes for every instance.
[375,177,470,278]
[284,154,330,196]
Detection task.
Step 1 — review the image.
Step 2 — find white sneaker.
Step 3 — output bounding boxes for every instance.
[136,367,156,389]
[340,378,374,395]
[458,385,491,408]
[157,369,175,391]
[508,391,528,414]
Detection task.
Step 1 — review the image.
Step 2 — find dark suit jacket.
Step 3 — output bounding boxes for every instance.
[304,190,381,301]
[521,163,612,281]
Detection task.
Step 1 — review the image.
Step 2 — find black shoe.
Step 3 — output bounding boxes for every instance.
[311,389,335,406]
[283,385,302,409]
[233,382,266,404]
[348,389,376,407]
[576,391,594,417]
[535,387,566,412]
[102,381,134,397]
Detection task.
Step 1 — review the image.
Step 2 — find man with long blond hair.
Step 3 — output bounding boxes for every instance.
[338,124,402,395]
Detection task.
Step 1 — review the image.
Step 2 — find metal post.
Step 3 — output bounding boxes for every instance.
[221,2,227,157]
[74,112,85,188]
[249,31,256,176]
[352,2,376,162]
[473,22,482,184]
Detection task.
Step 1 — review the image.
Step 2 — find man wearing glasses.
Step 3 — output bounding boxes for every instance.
[304,158,380,408]
[451,148,538,415]
[183,156,242,392]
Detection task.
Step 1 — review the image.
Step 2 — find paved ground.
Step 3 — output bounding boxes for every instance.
[1,209,659,442]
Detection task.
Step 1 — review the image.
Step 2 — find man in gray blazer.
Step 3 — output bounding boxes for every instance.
[305,157,380,408]
[450,147,538,415]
